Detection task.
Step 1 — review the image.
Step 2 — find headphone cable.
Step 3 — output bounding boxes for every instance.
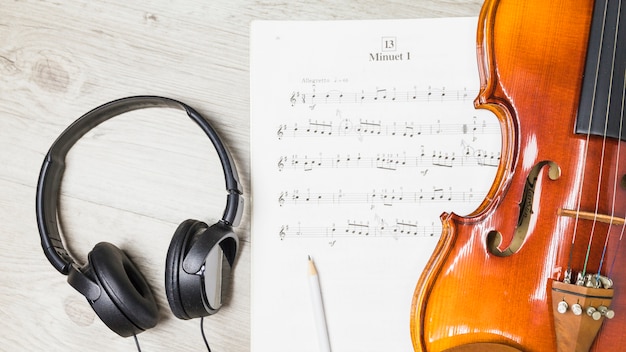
[133,334,142,352]
[201,317,212,352]
[131,320,211,352]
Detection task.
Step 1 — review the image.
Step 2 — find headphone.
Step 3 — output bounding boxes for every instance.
[36,96,244,338]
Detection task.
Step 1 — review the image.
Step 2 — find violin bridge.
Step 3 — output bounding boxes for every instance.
[551,280,614,352]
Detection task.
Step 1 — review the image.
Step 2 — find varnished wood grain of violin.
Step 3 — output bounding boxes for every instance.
[411,0,626,351]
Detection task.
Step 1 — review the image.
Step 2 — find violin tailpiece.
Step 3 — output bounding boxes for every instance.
[551,280,614,352]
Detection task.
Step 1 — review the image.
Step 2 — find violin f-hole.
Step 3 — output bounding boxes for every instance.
[487,161,561,257]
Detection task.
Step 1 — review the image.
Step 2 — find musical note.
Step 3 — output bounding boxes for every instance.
[375,153,407,171]
[431,188,445,201]
[394,220,420,236]
[324,90,344,103]
[475,149,501,167]
[373,88,387,101]
[347,221,370,235]
[356,120,382,135]
[390,122,417,137]
[302,155,321,171]
[432,151,455,168]
[307,120,333,135]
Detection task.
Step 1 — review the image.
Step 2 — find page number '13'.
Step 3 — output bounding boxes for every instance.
[381,37,397,52]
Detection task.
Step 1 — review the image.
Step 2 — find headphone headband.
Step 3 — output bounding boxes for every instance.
[36,96,243,274]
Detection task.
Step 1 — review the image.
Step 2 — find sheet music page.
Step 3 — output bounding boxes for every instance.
[250,18,500,352]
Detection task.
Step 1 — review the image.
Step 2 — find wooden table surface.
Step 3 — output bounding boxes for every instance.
[0,1,482,351]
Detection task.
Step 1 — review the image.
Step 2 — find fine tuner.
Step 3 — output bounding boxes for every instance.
[556,301,615,320]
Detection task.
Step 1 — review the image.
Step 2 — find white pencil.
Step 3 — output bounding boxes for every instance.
[308,255,332,352]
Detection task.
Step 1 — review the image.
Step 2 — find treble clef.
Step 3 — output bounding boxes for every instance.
[278,192,285,206]
[278,156,285,171]
[279,225,288,240]
[290,92,297,106]
[277,124,285,140]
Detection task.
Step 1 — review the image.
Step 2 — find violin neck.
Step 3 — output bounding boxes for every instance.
[575,0,626,142]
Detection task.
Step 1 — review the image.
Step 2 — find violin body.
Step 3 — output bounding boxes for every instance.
[411,0,626,351]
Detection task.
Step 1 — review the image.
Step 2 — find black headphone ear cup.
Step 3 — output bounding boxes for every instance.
[87,242,159,337]
[165,219,207,320]
[166,219,238,320]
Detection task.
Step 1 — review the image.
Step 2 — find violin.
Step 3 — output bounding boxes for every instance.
[410,0,626,351]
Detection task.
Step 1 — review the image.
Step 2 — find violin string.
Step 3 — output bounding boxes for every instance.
[583,0,623,278]
[598,0,624,280]
[598,82,624,278]
[568,0,611,276]
[582,93,610,277]
[607,68,626,278]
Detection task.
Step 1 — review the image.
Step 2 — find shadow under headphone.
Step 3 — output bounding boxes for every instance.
[36,96,244,338]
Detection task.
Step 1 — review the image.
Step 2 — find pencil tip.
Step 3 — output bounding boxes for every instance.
[308,255,318,275]
[308,254,311,261]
